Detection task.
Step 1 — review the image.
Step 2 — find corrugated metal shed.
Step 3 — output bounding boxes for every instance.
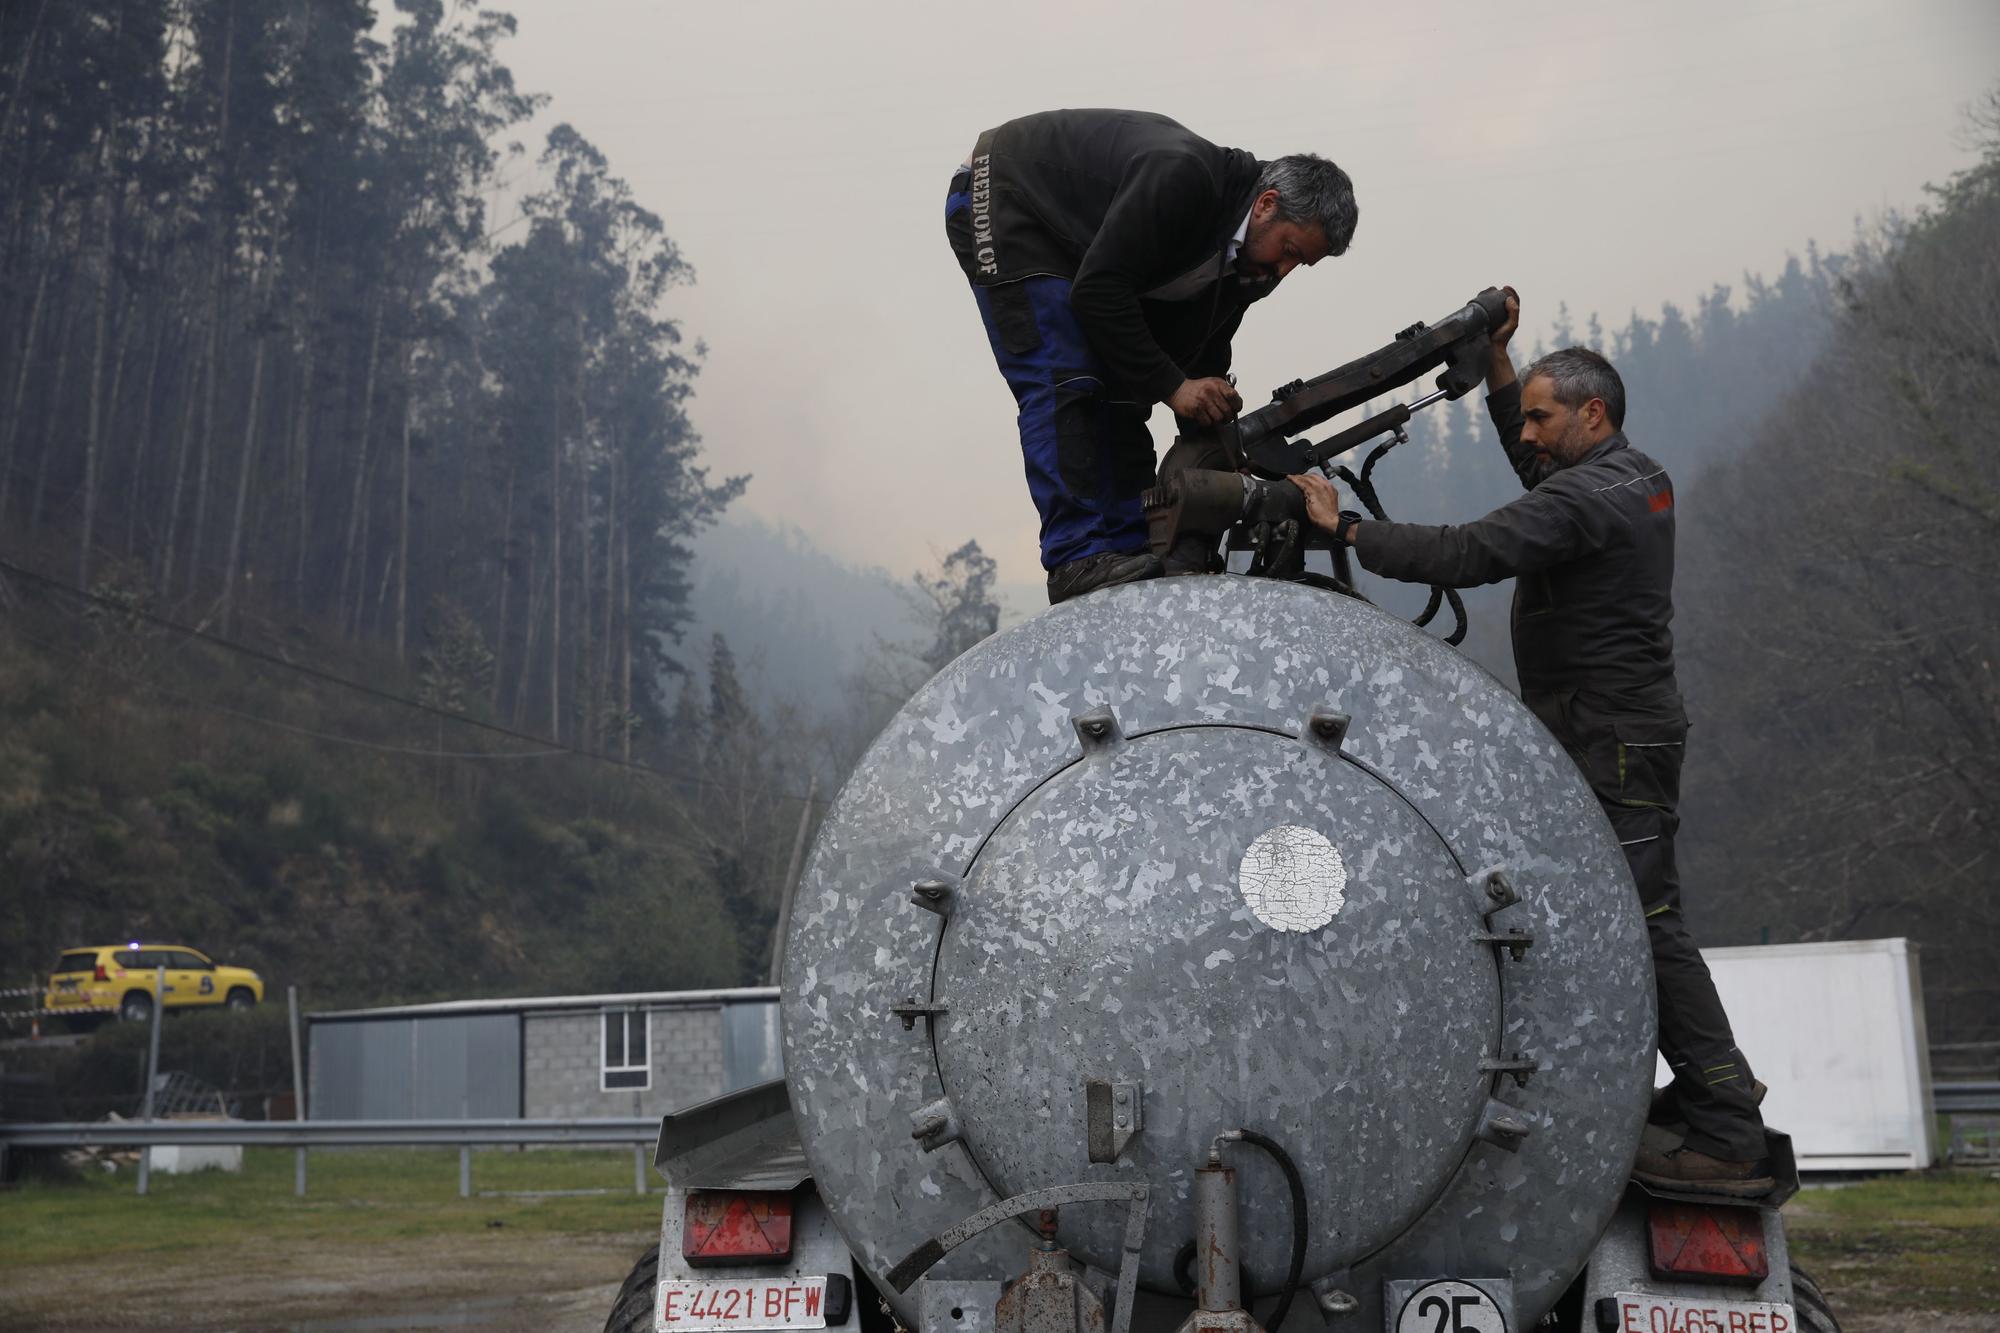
[311,1012,521,1119]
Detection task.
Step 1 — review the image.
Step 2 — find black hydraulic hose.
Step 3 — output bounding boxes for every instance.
[1234,1130,1307,1333]
[1332,460,1468,648]
[1441,588,1468,646]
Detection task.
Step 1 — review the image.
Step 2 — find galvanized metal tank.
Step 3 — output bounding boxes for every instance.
[782,578,1656,1328]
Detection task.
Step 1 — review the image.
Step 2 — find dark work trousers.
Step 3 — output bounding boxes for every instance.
[945,171,1156,570]
[1527,689,1768,1161]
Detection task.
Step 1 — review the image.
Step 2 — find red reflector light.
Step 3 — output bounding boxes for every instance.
[95,965,108,982]
[683,1190,796,1267]
[1647,1201,1768,1285]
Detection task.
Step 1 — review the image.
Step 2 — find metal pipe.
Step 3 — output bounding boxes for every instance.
[136,964,164,1197]
[1194,1157,1240,1313]
[288,984,307,1197]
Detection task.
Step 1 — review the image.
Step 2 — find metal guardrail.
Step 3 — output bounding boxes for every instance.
[1933,1081,2000,1114]
[0,1116,662,1198]
[0,1116,657,1149]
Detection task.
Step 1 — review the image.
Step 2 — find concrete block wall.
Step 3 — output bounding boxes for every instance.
[522,1004,725,1119]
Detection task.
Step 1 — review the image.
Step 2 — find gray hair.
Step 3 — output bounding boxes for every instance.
[1523,346,1627,429]
[1256,154,1358,256]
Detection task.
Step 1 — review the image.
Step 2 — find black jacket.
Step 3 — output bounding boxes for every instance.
[1353,382,1684,712]
[955,109,1270,403]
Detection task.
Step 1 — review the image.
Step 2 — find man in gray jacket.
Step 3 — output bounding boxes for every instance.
[1292,291,1772,1196]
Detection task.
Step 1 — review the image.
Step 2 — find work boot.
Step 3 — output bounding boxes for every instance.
[1046,551,1163,605]
[1632,1139,1775,1199]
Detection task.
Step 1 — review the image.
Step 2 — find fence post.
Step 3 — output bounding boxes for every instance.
[288,985,307,1197]
[460,1145,472,1198]
[135,964,164,1196]
[634,1143,647,1195]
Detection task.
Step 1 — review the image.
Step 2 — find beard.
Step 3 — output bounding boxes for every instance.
[1553,414,1599,464]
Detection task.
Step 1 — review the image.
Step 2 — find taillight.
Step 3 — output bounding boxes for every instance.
[683,1190,796,1267]
[94,964,108,982]
[1647,1201,1768,1284]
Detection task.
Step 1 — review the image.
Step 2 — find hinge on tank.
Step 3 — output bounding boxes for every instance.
[891,997,949,1031]
[1471,867,1531,957]
[1473,1096,1535,1152]
[1303,706,1351,753]
[1071,705,1124,752]
[1479,1053,1540,1087]
[1472,866,1521,922]
[910,873,959,917]
[1085,1080,1143,1163]
[1471,927,1535,961]
[909,1096,966,1153]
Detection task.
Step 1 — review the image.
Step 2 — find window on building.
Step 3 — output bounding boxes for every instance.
[602,1009,650,1090]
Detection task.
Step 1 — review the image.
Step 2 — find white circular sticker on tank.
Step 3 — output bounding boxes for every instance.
[1237,825,1347,931]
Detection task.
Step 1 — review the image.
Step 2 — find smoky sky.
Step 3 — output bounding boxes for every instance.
[466,0,2000,591]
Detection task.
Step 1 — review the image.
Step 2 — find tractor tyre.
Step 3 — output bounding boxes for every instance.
[603,1243,660,1333]
[1791,1262,1841,1332]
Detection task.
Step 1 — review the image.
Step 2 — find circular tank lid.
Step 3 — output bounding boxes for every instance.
[931,723,1502,1287]
[781,578,1657,1331]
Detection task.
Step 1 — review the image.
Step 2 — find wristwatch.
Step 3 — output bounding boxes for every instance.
[1333,509,1365,545]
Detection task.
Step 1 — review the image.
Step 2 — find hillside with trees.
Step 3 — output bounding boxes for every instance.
[1,2,1991,1047]
[0,0,1003,1007]
[1673,94,2000,1047]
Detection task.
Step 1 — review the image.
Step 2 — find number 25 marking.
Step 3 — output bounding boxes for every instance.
[1420,1294,1488,1333]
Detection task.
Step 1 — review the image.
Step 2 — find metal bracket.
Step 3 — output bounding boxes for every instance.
[1479,1054,1539,1087]
[1473,1096,1534,1153]
[1471,928,1535,962]
[910,1097,966,1154]
[1472,866,1521,923]
[1303,706,1351,752]
[910,874,958,917]
[884,1179,1152,1333]
[1085,1080,1143,1163]
[891,997,949,1031]
[1309,1274,1359,1320]
[1071,706,1123,753]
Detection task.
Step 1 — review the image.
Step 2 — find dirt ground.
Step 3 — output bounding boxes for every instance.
[2,1235,1983,1333]
[0,1228,652,1332]
[6,1177,1994,1331]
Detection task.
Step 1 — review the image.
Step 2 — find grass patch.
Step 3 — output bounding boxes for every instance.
[1784,1171,2000,1316]
[1,1146,661,1268]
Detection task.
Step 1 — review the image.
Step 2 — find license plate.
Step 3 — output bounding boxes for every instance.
[56,979,78,991]
[657,1277,828,1331]
[1609,1292,1797,1333]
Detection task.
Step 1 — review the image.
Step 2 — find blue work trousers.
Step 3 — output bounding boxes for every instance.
[946,178,1156,569]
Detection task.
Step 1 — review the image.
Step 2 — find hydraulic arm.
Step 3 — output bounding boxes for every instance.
[1145,287,1512,645]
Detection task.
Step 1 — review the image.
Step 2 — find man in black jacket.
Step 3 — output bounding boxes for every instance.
[1292,293,1772,1196]
[946,109,1357,602]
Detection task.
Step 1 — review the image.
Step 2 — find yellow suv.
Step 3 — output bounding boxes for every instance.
[45,944,265,1029]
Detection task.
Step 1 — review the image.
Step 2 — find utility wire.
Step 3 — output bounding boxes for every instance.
[0,555,828,808]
